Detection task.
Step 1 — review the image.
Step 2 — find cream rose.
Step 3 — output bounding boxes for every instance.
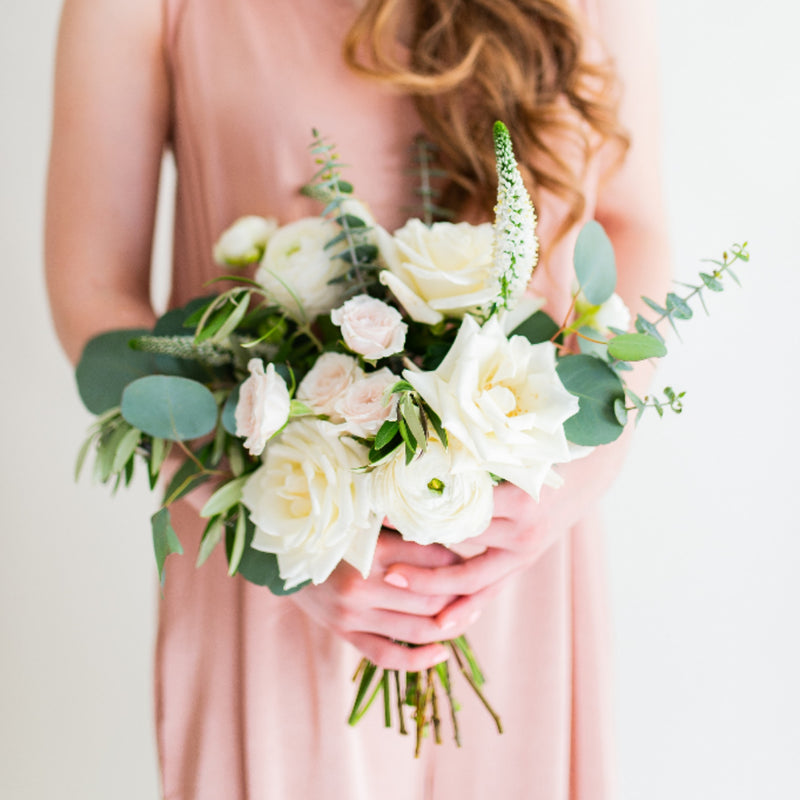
[377,219,496,324]
[371,437,494,545]
[334,368,398,438]
[242,418,381,588]
[330,295,407,360]
[213,215,278,266]
[234,359,291,456]
[256,217,349,322]
[404,315,579,500]
[296,352,360,420]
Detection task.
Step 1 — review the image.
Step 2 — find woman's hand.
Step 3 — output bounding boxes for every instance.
[288,529,471,671]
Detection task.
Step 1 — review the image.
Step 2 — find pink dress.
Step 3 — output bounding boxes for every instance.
[157,0,614,797]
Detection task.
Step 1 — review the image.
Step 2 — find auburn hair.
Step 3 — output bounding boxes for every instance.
[343,0,628,243]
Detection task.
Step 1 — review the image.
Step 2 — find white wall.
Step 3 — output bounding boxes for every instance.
[1,1,797,797]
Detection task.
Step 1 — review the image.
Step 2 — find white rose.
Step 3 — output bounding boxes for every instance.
[213,216,278,266]
[256,217,349,322]
[242,418,381,588]
[404,315,579,500]
[330,295,407,360]
[371,437,494,545]
[377,219,496,324]
[234,359,291,456]
[296,352,360,420]
[334,368,398,438]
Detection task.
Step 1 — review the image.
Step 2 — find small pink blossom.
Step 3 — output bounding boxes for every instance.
[296,352,360,420]
[235,359,291,456]
[335,368,399,437]
[330,295,407,360]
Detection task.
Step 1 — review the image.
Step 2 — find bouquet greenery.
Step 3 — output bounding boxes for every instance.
[74,121,747,755]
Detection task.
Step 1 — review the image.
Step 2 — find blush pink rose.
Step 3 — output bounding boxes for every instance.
[330,295,407,360]
[335,368,399,437]
[296,352,360,420]
[234,359,291,456]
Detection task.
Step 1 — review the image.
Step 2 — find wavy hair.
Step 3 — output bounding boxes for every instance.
[343,0,628,243]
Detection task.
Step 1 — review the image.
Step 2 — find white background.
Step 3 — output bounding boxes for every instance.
[1,1,798,797]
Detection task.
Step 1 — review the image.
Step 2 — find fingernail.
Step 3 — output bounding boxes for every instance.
[384,572,408,589]
[438,617,457,632]
[433,647,450,664]
[467,610,481,626]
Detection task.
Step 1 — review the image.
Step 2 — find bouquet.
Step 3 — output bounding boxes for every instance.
[75,122,747,755]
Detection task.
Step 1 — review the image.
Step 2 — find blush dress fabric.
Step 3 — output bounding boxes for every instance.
[156,0,614,797]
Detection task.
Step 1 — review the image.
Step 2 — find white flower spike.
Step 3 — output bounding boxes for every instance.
[489,121,539,317]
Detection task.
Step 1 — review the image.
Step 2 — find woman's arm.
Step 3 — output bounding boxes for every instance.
[45,0,169,364]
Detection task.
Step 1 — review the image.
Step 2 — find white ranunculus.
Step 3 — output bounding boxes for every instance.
[404,315,579,500]
[242,418,381,588]
[377,219,496,324]
[371,437,494,545]
[574,289,631,337]
[213,216,278,266]
[334,368,398,438]
[296,352,360,421]
[330,295,407,360]
[256,217,349,322]
[234,359,291,456]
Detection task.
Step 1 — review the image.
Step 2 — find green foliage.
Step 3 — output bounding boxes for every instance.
[200,475,248,519]
[408,135,453,226]
[607,332,667,362]
[626,386,686,423]
[573,221,617,305]
[510,310,559,344]
[151,507,183,585]
[224,515,307,595]
[75,328,151,414]
[120,375,219,441]
[556,355,626,445]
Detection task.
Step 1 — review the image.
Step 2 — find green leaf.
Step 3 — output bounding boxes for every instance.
[573,220,617,305]
[196,516,224,567]
[336,213,368,228]
[666,293,693,320]
[607,333,667,361]
[75,328,151,414]
[151,507,183,584]
[121,375,218,441]
[641,296,668,316]
[339,244,379,265]
[222,384,241,435]
[400,396,426,453]
[634,314,664,343]
[75,432,95,482]
[162,446,213,505]
[212,293,251,341]
[149,437,170,480]
[614,397,629,426]
[111,425,141,474]
[556,354,626,445]
[510,310,559,344]
[227,507,247,576]
[374,420,400,450]
[700,272,724,292]
[225,516,307,594]
[200,475,248,518]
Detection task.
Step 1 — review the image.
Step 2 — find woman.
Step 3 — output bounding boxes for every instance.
[46,0,670,797]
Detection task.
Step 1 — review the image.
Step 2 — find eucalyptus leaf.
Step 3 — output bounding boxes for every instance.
[76,328,151,414]
[607,333,667,361]
[121,375,218,441]
[225,516,307,595]
[222,384,242,435]
[666,293,693,320]
[634,314,664,343]
[510,310,559,344]
[556,354,625,445]
[573,220,617,305]
[151,507,183,584]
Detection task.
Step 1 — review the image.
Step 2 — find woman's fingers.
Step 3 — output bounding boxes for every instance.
[344,633,450,672]
[372,529,462,570]
[384,547,520,597]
